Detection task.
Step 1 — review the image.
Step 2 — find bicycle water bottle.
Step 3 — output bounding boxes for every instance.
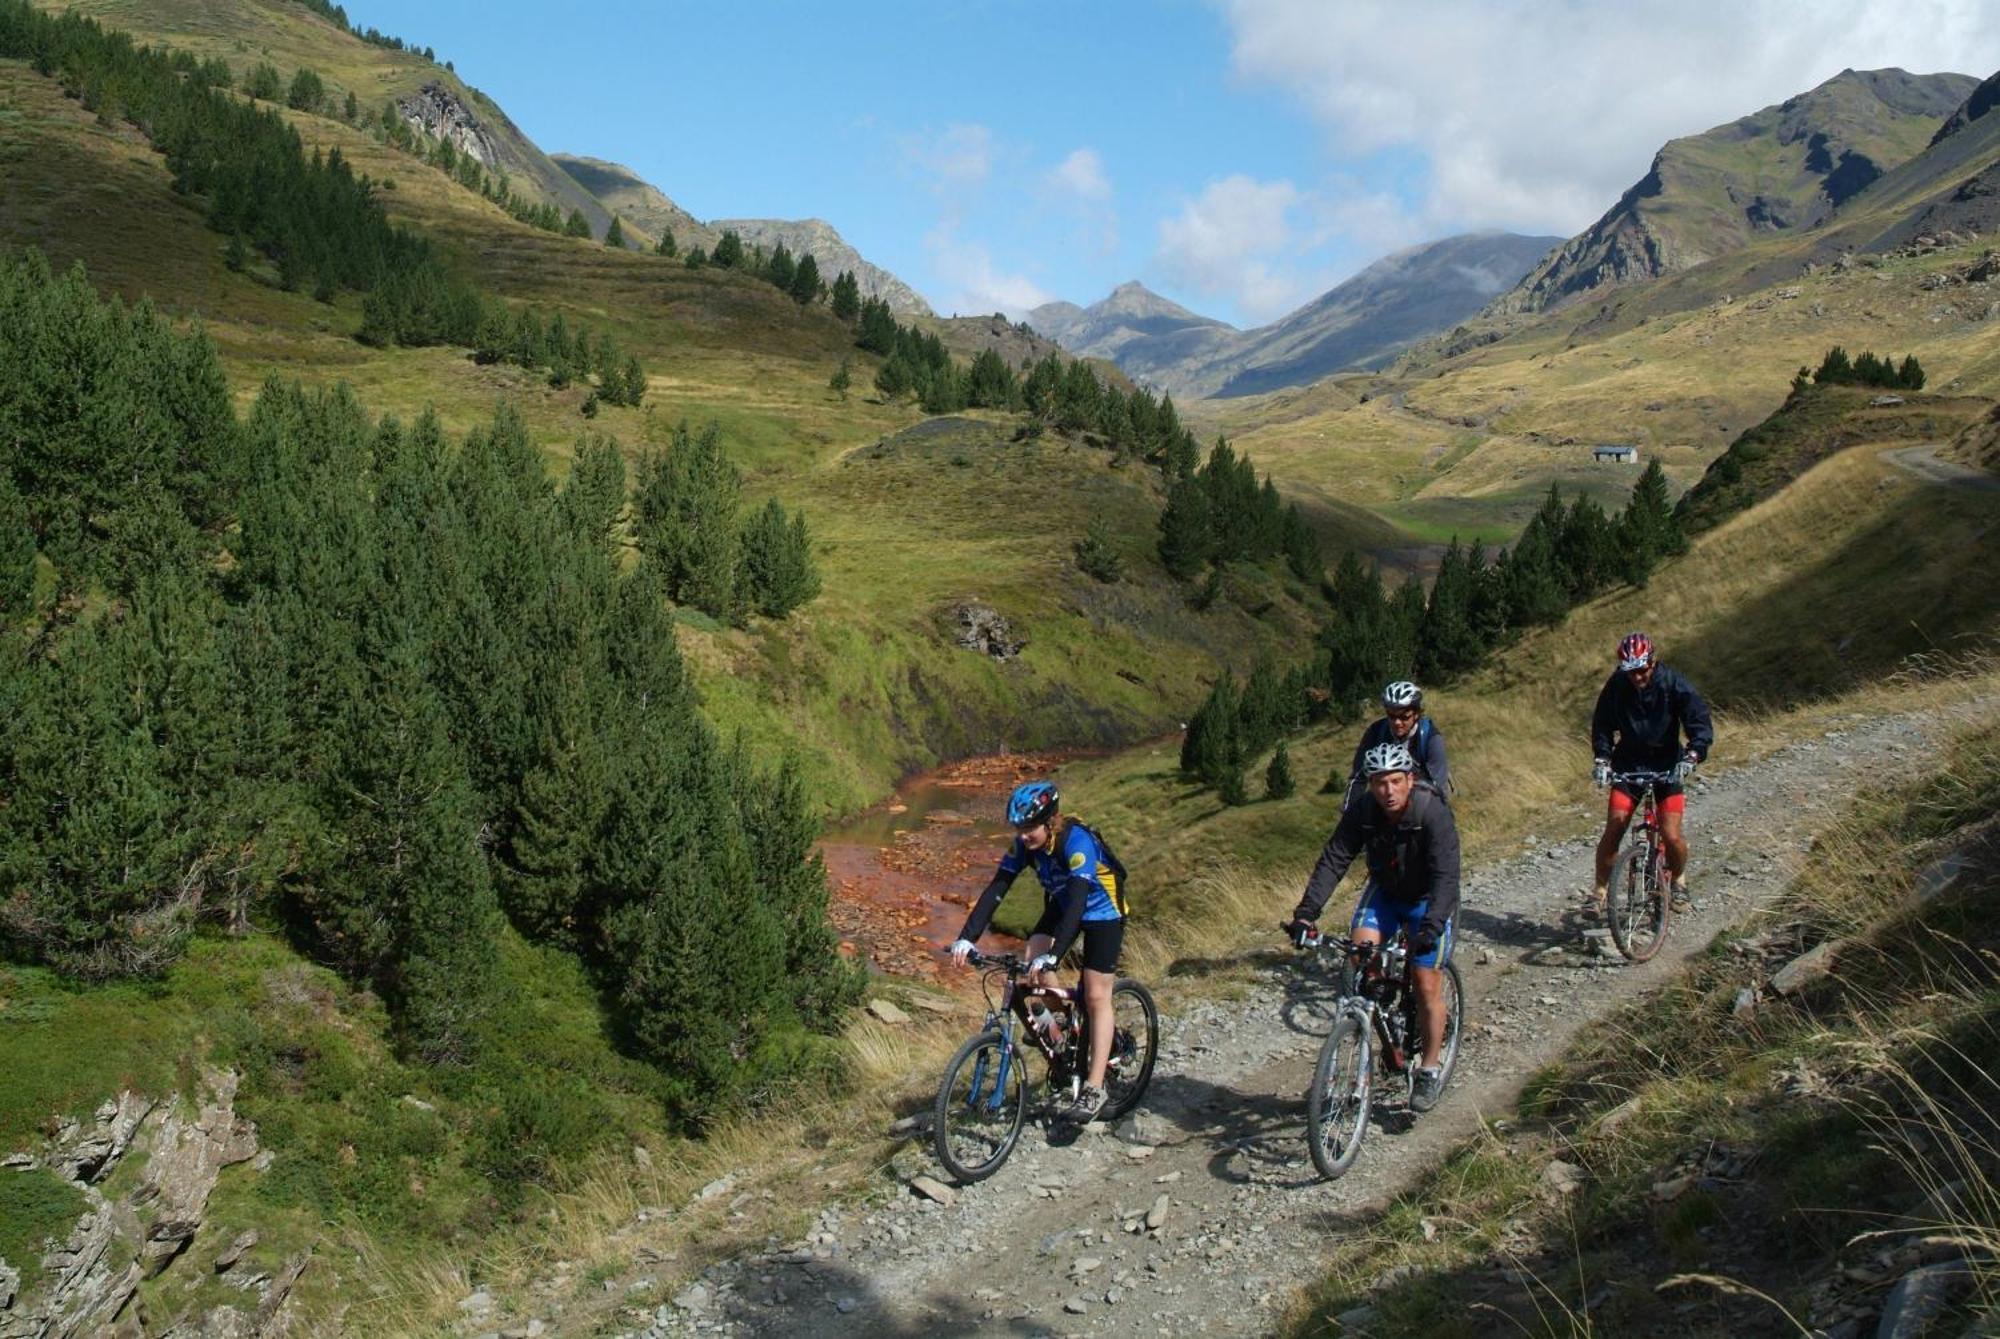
[1030,1001,1058,1041]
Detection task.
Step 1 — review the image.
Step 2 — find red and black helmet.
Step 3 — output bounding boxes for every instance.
[1618,631,1654,672]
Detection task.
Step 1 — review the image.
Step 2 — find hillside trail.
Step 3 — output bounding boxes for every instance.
[629,698,1984,1339]
[1880,443,2000,491]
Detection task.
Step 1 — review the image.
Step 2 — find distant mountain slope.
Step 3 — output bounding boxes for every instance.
[1031,233,1557,399]
[1495,67,1977,314]
[707,217,933,317]
[1203,232,1562,397]
[1027,282,1238,387]
[550,153,719,252]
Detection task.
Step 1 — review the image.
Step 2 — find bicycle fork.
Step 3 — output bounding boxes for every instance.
[964,1027,1016,1114]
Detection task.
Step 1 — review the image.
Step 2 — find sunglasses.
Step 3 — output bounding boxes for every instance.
[1386,709,1419,724]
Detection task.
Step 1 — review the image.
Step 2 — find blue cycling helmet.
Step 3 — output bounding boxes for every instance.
[1007,780,1060,829]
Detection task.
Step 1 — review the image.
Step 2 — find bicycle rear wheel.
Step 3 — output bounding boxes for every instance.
[1098,979,1160,1121]
[933,1028,1028,1183]
[1306,1010,1373,1180]
[1607,839,1670,961]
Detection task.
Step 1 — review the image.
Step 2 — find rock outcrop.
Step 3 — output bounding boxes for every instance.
[950,602,1025,660]
[397,81,501,171]
[0,1070,302,1338]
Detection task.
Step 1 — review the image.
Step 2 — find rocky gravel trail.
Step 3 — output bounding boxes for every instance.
[632,701,1981,1339]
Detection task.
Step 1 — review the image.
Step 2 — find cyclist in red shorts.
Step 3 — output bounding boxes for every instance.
[1590,632,1713,911]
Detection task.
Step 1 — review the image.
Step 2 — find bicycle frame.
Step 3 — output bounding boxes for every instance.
[1310,933,1421,1074]
[1613,770,1675,878]
[960,952,1084,1112]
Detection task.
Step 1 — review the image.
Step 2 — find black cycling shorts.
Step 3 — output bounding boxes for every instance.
[1030,913,1125,974]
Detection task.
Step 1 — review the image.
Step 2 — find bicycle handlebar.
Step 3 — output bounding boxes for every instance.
[965,948,1026,972]
[1610,769,1685,791]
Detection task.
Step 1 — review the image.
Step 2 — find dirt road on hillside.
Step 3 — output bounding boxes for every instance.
[1880,444,2000,491]
[629,701,1984,1339]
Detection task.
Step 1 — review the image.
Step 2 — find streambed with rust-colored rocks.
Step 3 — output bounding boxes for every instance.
[818,751,1083,983]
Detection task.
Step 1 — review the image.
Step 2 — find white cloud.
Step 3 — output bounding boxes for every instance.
[906,123,994,199]
[926,226,1053,318]
[1044,147,1119,253]
[1219,0,2000,235]
[1049,148,1112,202]
[1154,174,1319,322]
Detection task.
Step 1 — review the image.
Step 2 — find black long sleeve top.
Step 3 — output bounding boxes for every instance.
[1293,783,1460,940]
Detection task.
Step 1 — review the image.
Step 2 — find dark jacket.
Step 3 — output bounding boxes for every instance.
[1347,715,1451,800]
[1590,665,1714,772]
[1293,783,1460,942]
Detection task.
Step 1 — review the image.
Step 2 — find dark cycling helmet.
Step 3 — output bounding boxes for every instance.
[1362,742,1417,776]
[1382,680,1422,710]
[1007,780,1060,829]
[1618,632,1654,672]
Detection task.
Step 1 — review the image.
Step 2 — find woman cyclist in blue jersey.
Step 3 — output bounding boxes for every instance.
[950,781,1128,1125]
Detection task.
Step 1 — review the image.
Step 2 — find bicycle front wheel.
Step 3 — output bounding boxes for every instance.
[933,1028,1028,1183]
[1098,979,1160,1122]
[1433,960,1466,1093]
[1306,1010,1373,1180]
[1607,840,1670,961]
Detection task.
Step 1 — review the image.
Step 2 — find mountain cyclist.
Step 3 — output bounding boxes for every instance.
[1590,632,1714,912]
[1284,741,1461,1112]
[1342,679,1451,807]
[950,781,1129,1125]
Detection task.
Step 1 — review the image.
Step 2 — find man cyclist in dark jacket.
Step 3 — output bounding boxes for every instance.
[1590,631,1714,911]
[1342,680,1450,807]
[1284,741,1460,1112]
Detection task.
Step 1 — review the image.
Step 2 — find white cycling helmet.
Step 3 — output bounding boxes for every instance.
[1362,742,1417,776]
[1382,681,1422,710]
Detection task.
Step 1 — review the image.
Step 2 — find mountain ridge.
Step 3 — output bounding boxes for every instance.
[1493,66,1978,315]
[1030,232,1559,399]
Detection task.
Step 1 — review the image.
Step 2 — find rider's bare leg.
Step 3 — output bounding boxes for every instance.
[1412,964,1444,1068]
[1594,805,1636,895]
[1661,807,1688,882]
[1080,967,1115,1088]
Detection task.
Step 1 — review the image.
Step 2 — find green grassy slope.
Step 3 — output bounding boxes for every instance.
[64,0,615,229]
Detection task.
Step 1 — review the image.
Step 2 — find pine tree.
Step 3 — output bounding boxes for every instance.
[738,498,820,618]
[245,62,282,101]
[713,229,745,268]
[635,421,744,623]
[343,88,359,122]
[563,208,591,239]
[604,215,625,249]
[286,67,325,112]
[1899,354,1926,390]
[683,246,708,269]
[1073,520,1122,582]
[830,270,860,323]
[735,752,862,1025]
[829,358,852,401]
[1265,740,1296,801]
[789,253,822,305]
[765,243,796,292]
[0,470,34,617]
[654,230,678,258]
[1617,457,1682,586]
[1157,479,1213,580]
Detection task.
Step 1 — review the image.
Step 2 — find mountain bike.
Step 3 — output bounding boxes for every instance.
[1606,769,1677,962]
[1287,925,1463,1181]
[932,949,1159,1183]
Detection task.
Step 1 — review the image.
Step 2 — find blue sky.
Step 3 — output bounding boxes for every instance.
[340,0,2000,327]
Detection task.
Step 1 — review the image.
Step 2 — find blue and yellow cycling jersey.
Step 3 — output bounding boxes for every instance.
[998,822,1126,922]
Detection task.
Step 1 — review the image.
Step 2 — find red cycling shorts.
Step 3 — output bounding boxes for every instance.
[1609,783,1684,818]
